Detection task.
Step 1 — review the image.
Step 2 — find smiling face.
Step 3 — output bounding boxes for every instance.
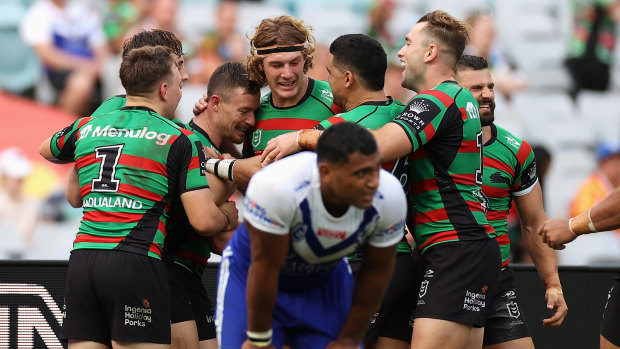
[397,22,429,92]
[326,53,347,108]
[261,51,308,107]
[455,67,495,126]
[217,87,260,144]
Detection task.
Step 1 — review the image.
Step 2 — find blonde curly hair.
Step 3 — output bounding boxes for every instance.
[246,15,316,87]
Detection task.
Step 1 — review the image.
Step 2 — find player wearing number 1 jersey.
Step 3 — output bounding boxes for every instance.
[39,46,235,348]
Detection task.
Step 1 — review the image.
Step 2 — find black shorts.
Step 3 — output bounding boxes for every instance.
[601,269,620,346]
[61,249,171,345]
[167,260,216,341]
[364,253,420,344]
[483,267,531,345]
[415,239,501,328]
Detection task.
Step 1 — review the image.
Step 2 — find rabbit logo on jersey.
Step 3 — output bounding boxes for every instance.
[79,124,172,145]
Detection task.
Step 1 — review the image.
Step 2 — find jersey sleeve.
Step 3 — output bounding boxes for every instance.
[367,172,407,248]
[315,114,346,130]
[511,140,538,196]
[168,132,209,196]
[242,170,295,235]
[391,95,445,153]
[50,117,93,161]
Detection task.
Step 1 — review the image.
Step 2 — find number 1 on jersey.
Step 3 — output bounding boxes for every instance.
[475,131,483,185]
[92,144,124,192]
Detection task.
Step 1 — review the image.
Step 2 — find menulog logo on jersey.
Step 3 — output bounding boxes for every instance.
[79,124,172,145]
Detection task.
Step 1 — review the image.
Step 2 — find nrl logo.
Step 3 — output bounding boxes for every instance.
[419,280,429,298]
[252,129,262,148]
[320,89,333,101]
[507,301,520,318]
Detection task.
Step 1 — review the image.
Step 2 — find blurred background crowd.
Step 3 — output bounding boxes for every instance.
[0,0,619,266]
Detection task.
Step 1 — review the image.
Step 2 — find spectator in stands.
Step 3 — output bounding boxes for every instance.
[189,0,247,85]
[19,0,109,116]
[570,140,620,236]
[464,11,527,101]
[365,1,415,106]
[102,0,148,54]
[0,148,40,259]
[565,0,620,99]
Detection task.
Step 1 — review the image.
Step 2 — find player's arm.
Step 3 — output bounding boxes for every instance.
[205,156,263,193]
[66,165,83,208]
[514,182,567,327]
[176,135,238,235]
[260,130,302,165]
[206,227,235,256]
[334,243,397,346]
[38,136,74,164]
[245,221,289,348]
[181,189,237,236]
[371,123,413,162]
[205,171,236,206]
[540,185,620,247]
[372,95,450,162]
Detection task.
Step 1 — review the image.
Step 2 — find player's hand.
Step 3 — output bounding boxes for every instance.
[208,228,235,255]
[538,218,575,250]
[325,338,361,349]
[261,132,301,166]
[203,145,223,159]
[193,93,208,116]
[219,201,238,230]
[542,287,568,327]
[241,340,276,349]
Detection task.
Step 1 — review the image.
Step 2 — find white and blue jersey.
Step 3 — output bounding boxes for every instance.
[216,151,406,349]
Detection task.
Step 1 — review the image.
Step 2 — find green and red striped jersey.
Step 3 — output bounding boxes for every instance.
[243,79,337,156]
[482,124,537,266]
[166,119,221,275]
[50,106,209,259]
[392,81,493,254]
[92,95,127,116]
[92,94,184,124]
[314,98,411,254]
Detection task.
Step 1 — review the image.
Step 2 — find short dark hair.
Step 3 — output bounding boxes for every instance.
[207,62,261,100]
[122,29,183,58]
[120,46,175,96]
[329,34,386,91]
[316,122,378,164]
[456,55,489,72]
[418,10,471,66]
